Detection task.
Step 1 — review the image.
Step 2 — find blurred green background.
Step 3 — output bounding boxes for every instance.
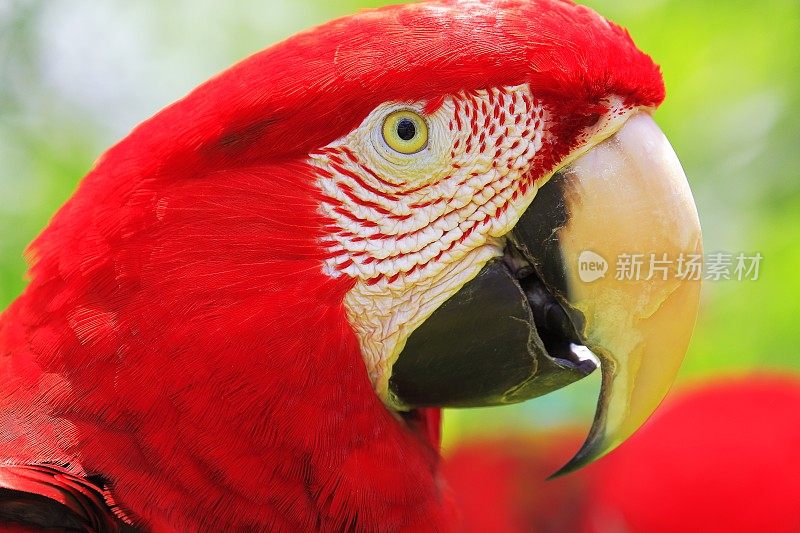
[1,0,798,450]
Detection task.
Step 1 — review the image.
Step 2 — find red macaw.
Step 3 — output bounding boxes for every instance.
[446,375,800,533]
[0,0,703,531]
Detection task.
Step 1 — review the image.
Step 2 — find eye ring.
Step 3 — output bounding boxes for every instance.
[382,110,429,155]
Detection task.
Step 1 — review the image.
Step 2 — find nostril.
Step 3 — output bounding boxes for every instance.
[586,112,601,127]
[585,103,610,127]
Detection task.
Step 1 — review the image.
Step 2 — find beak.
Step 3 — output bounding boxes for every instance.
[389,113,702,473]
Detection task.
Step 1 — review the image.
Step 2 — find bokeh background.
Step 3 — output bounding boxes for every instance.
[1,0,798,470]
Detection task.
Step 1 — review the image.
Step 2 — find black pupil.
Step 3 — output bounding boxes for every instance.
[396,118,417,141]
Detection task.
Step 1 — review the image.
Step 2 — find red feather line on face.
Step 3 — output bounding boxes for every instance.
[318,87,546,286]
[0,0,665,531]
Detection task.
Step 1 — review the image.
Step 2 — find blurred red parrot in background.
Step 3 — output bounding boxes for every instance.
[446,375,800,533]
[0,0,704,530]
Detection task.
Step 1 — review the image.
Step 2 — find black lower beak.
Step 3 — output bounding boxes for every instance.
[388,244,597,409]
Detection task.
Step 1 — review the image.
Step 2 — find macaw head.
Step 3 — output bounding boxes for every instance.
[22,0,701,482]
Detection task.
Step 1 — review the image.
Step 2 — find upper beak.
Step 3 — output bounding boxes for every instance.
[389,113,702,474]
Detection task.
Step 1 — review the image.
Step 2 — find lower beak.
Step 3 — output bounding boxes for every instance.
[389,113,702,473]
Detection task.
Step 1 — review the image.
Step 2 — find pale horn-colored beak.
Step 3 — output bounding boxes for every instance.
[513,112,703,475]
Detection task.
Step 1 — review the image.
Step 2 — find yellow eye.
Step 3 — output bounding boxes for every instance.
[382,110,429,154]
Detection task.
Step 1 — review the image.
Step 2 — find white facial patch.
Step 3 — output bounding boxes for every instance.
[311,85,550,404]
